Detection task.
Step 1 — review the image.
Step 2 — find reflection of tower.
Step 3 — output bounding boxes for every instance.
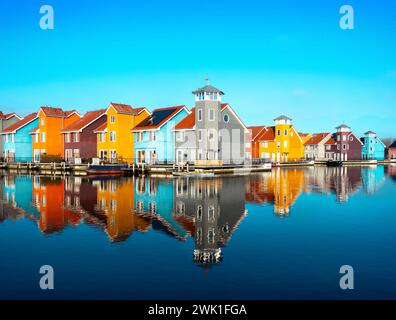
[331,166,362,203]
[173,176,247,266]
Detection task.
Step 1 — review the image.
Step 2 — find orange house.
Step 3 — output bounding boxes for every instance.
[31,107,81,162]
[247,126,267,159]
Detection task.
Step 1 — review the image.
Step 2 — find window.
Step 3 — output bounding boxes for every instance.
[208,206,215,221]
[284,129,288,136]
[10,134,14,143]
[110,131,116,142]
[197,205,203,220]
[73,149,80,158]
[349,136,353,141]
[208,129,215,141]
[284,140,288,148]
[100,150,108,159]
[176,131,184,142]
[5,135,8,143]
[223,114,229,123]
[110,150,117,159]
[74,133,80,143]
[343,145,347,150]
[209,108,215,121]
[277,130,281,136]
[342,135,347,141]
[136,132,143,142]
[110,115,115,124]
[41,118,45,126]
[65,133,71,143]
[41,132,46,142]
[214,92,218,100]
[99,133,106,142]
[198,109,203,121]
[277,141,281,148]
[198,130,203,141]
[34,134,39,143]
[337,135,340,141]
[149,131,156,141]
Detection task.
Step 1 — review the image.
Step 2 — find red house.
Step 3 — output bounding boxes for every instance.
[247,126,268,159]
[330,124,363,161]
[388,140,396,160]
[62,109,107,163]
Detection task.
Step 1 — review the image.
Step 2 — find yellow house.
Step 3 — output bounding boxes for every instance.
[257,115,311,162]
[94,103,150,163]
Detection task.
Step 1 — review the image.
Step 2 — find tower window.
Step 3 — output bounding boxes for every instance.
[209,108,215,121]
[223,114,229,123]
[198,109,203,121]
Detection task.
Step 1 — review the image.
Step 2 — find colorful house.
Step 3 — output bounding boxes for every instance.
[133,105,189,164]
[62,109,107,163]
[246,126,267,160]
[0,112,22,159]
[361,131,385,160]
[94,103,150,163]
[2,113,38,162]
[388,140,396,160]
[258,115,310,162]
[304,133,332,160]
[31,107,81,162]
[328,124,363,161]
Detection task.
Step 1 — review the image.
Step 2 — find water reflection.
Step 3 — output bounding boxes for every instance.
[0,165,394,266]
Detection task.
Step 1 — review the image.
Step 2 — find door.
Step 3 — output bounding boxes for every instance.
[176,150,183,164]
[149,150,157,164]
[138,150,145,163]
[34,150,40,163]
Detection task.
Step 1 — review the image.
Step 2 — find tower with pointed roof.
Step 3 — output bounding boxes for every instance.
[192,85,224,164]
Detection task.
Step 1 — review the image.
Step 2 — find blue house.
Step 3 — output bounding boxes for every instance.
[132,105,189,164]
[2,113,38,162]
[361,131,385,160]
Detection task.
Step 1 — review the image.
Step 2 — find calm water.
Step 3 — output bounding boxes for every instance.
[1,165,396,300]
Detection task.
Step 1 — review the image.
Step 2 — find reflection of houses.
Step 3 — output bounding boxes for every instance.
[95,178,150,242]
[32,176,81,234]
[134,177,188,239]
[172,177,247,265]
[245,169,305,216]
[361,166,385,194]
[386,164,396,182]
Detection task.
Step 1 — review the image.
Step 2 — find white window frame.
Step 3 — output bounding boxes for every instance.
[208,108,215,121]
[176,131,184,142]
[41,132,46,143]
[110,115,115,124]
[110,131,116,142]
[198,109,203,121]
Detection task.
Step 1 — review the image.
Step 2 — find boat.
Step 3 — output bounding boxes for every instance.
[87,164,128,175]
[327,160,343,167]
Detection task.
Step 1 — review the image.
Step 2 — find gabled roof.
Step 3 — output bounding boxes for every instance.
[274,115,292,121]
[257,126,275,141]
[364,130,376,136]
[347,132,364,146]
[221,103,249,133]
[389,140,396,149]
[40,106,80,118]
[325,137,337,145]
[175,108,196,130]
[62,109,106,133]
[29,127,39,134]
[93,122,107,133]
[1,113,38,134]
[336,124,351,130]
[305,133,330,145]
[192,85,224,95]
[133,106,188,131]
[247,126,266,141]
[0,112,22,120]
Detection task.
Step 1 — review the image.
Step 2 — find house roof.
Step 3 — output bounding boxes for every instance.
[29,126,39,134]
[305,133,330,145]
[2,113,38,134]
[0,112,21,120]
[325,137,337,145]
[133,106,187,131]
[257,126,275,141]
[274,115,292,121]
[389,140,396,148]
[336,124,351,130]
[62,109,106,132]
[247,126,266,141]
[93,122,107,133]
[192,85,224,95]
[364,130,376,135]
[175,108,196,130]
[107,103,134,115]
[40,106,79,118]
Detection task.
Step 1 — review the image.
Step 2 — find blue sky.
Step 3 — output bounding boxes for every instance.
[1,0,395,137]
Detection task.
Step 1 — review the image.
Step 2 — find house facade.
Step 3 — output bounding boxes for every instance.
[0,112,22,159]
[94,103,150,163]
[31,107,81,162]
[329,124,363,161]
[361,131,385,160]
[2,113,38,162]
[246,126,267,160]
[388,140,396,160]
[304,133,332,160]
[258,115,309,162]
[133,105,189,164]
[174,85,248,166]
[62,109,107,163]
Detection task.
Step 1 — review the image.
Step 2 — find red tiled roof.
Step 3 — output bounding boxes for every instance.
[0,112,20,120]
[325,137,336,145]
[94,122,107,133]
[247,126,266,141]
[175,108,195,130]
[299,132,310,138]
[221,103,228,110]
[133,105,187,131]
[257,126,275,141]
[109,103,136,115]
[40,106,78,118]
[62,109,106,132]
[29,126,39,134]
[2,113,38,134]
[305,133,330,145]
[133,107,149,114]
